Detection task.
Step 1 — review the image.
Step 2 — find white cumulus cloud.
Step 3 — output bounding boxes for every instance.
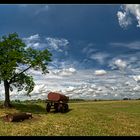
[133,75,140,83]
[110,59,127,70]
[1,68,140,100]
[114,59,127,69]
[52,67,76,76]
[94,70,107,76]
[117,10,132,28]
[117,4,140,28]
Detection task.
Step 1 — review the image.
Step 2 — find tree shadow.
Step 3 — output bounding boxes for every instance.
[48,108,73,114]
[0,102,73,114]
[13,103,47,114]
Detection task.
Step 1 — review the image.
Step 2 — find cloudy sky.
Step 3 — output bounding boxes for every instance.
[1,4,140,100]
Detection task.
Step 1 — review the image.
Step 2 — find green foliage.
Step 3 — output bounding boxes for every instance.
[24,47,52,74]
[0,32,52,96]
[0,33,25,80]
[10,73,35,95]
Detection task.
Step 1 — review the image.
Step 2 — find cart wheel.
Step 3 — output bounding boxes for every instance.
[54,103,58,112]
[56,103,62,112]
[59,104,68,113]
[59,104,64,113]
[46,103,51,112]
[63,104,69,112]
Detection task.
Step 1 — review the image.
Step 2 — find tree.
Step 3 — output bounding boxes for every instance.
[0,33,52,108]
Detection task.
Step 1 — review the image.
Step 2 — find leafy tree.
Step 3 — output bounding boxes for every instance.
[0,33,52,108]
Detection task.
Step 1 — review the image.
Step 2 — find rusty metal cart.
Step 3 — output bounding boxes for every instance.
[45,92,69,113]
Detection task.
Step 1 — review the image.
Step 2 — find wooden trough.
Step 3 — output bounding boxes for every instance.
[48,92,69,102]
[46,92,69,113]
[3,112,32,122]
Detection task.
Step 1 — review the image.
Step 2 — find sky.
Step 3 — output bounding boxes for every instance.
[1,4,140,100]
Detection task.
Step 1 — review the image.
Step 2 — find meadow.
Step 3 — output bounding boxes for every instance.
[0,100,140,136]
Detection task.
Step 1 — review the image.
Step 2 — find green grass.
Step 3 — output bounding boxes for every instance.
[0,100,140,136]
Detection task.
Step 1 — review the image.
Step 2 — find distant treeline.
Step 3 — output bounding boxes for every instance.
[12,98,86,103]
[0,98,140,104]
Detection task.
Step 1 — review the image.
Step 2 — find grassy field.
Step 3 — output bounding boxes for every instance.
[0,100,140,136]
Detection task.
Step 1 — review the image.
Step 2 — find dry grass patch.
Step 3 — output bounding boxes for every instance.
[0,100,140,136]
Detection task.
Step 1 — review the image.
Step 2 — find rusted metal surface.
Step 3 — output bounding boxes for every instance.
[48,92,69,102]
[46,92,69,113]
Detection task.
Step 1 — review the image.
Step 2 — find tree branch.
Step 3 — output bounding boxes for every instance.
[9,65,32,84]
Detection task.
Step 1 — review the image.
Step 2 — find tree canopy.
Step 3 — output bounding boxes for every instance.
[0,32,52,107]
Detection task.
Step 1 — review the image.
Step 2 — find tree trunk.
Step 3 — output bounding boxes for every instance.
[4,80,12,108]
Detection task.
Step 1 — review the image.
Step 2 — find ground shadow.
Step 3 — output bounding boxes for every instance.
[49,108,73,114]
[0,102,73,114]
[12,103,47,114]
